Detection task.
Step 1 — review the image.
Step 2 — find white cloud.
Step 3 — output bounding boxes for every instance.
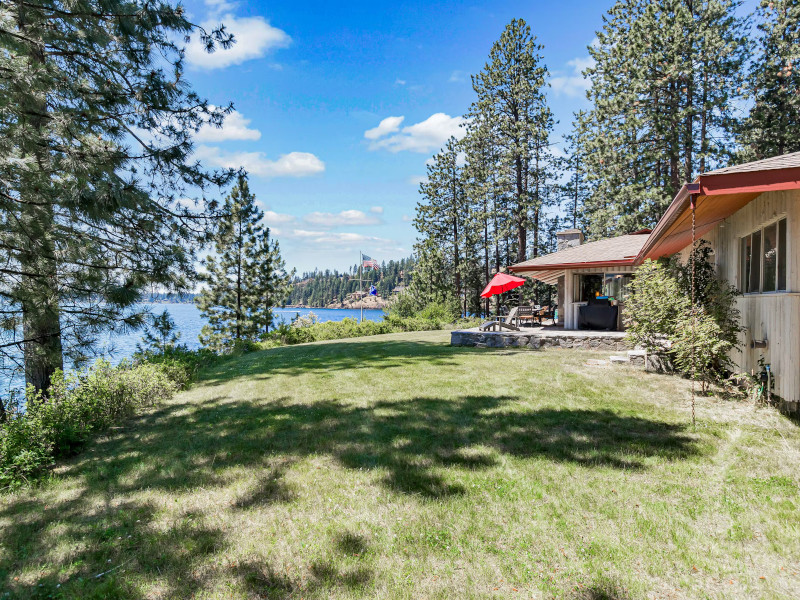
[196,146,325,177]
[195,108,261,142]
[204,0,236,15]
[263,210,296,224]
[304,209,382,227]
[550,52,596,98]
[409,175,427,186]
[364,116,404,140]
[449,70,467,83]
[402,214,412,222]
[369,206,383,214]
[186,14,291,70]
[367,113,468,153]
[281,229,397,248]
[395,79,407,86]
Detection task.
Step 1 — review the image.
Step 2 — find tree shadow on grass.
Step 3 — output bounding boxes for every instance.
[0,338,701,597]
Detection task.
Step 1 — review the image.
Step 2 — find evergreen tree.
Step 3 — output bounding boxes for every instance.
[0,1,235,392]
[137,310,181,355]
[253,230,292,335]
[414,138,466,314]
[559,112,593,231]
[468,18,556,262]
[740,0,800,159]
[195,176,290,351]
[580,0,747,237]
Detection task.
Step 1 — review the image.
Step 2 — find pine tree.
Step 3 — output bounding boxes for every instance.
[468,18,556,262]
[414,137,465,313]
[253,230,292,335]
[0,1,235,392]
[580,0,746,237]
[559,112,593,231]
[137,310,181,355]
[740,0,800,159]
[195,176,290,351]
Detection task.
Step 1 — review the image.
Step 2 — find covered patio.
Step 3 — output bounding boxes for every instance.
[508,230,651,331]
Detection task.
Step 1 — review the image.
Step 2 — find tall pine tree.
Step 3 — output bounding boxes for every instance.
[196,176,291,351]
[468,18,555,262]
[0,1,235,392]
[740,0,800,159]
[414,138,466,314]
[579,0,746,237]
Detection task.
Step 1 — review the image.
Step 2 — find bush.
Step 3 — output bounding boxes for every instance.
[1,359,185,489]
[625,243,741,389]
[263,310,472,347]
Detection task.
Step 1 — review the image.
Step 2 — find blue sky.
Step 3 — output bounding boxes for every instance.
[178,1,638,273]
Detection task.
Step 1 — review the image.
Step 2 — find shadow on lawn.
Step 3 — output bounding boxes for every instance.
[0,339,700,597]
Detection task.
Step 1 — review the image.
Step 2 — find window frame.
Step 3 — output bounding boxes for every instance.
[740,216,789,295]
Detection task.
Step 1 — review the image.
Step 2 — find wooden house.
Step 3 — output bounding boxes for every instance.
[640,151,800,411]
[509,151,800,411]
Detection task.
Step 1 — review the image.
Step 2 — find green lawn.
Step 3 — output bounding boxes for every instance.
[2,331,799,599]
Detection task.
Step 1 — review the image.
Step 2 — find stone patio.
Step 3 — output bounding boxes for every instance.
[450,325,629,351]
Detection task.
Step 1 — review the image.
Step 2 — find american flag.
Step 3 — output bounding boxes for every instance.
[362,254,379,269]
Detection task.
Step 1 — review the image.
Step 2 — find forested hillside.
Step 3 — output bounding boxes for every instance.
[286,258,414,307]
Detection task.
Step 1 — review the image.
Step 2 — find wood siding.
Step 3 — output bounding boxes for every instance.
[696,189,800,403]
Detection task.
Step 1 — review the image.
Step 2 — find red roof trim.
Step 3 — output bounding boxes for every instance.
[637,162,800,263]
[700,166,800,196]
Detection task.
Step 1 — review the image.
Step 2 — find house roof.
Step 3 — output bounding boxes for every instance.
[702,151,800,176]
[509,232,650,274]
[638,152,800,261]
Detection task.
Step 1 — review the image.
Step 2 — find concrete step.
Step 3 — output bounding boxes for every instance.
[609,355,629,364]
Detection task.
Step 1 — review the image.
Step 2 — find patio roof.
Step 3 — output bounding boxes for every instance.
[638,151,800,261]
[509,232,650,283]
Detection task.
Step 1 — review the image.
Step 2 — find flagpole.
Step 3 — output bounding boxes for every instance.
[359,250,363,324]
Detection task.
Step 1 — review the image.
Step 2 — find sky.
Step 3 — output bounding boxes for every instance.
[176,0,727,274]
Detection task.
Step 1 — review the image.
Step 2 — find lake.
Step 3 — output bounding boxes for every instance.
[1,305,385,396]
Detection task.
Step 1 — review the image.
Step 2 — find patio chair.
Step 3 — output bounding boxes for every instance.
[516,305,535,327]
[478,320,521,332]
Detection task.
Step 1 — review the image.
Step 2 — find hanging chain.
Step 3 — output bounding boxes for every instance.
[690,195,697,430]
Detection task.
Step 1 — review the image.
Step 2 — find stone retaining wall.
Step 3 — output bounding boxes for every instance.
[450,330,630,351]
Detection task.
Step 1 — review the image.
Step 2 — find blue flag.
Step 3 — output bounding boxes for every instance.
[369,285,377,296]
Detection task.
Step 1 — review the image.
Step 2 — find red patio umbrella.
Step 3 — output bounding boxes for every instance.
[480,272,526,298]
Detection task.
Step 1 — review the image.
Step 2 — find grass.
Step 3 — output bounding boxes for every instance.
[2,330,799,599]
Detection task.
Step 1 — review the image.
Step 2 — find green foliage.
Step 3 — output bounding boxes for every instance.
[137,310,181,355]
[412,18,559,317]
[196,175,292,352]
[0,0,236,393]
[265,310,470,347]
[625,260,689,352]
[579,0,747,238]
[1,361,180,488]
[740,0,800,159]
[626,243,742,388]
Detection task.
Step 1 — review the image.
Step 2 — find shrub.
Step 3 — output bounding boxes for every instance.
[1,359,182,489]
[625,242,741,389]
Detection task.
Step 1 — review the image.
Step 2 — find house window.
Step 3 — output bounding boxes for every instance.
[740,217,788,293]
[573,274,603,302]
[603,273,633,301]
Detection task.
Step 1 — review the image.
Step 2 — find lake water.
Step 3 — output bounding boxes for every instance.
[1,305,385,396]
[98,304,386,360]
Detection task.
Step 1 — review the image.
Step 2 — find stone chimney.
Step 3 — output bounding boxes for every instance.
[556,229,584,252]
